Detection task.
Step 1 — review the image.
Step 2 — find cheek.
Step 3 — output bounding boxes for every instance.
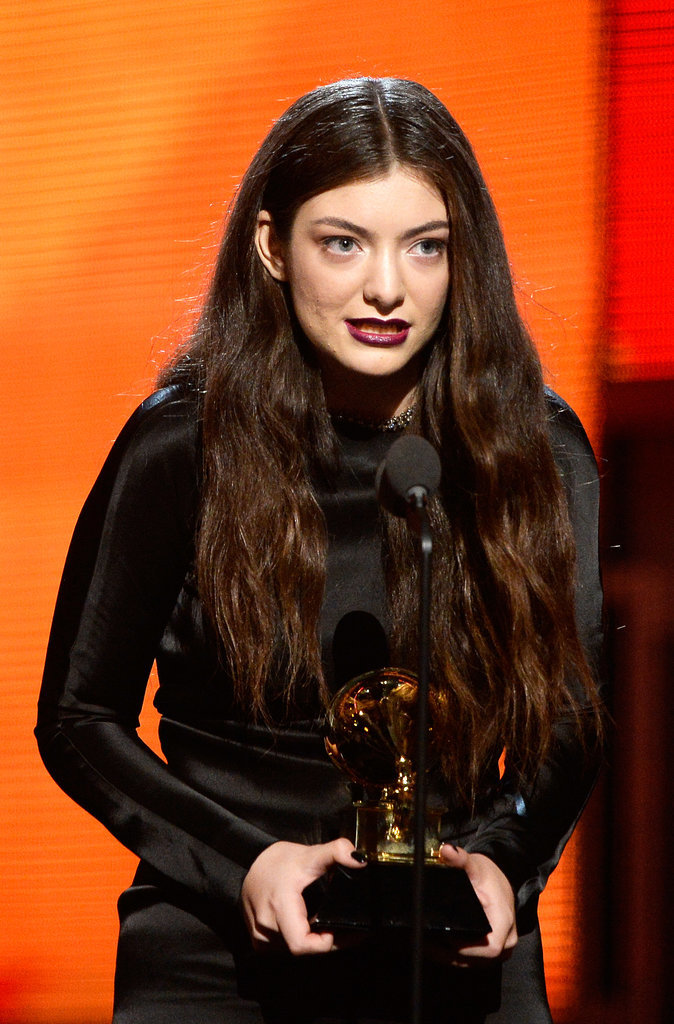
[287,280,338,349]
[292,285,328,330]
[427,271,450,322]
[292,271,349,322]
[286,257,320,313]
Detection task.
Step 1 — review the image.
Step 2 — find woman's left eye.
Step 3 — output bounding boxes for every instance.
[410,238,447,257]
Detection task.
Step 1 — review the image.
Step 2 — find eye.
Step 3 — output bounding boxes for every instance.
[410,238,447,257]
[323,236,359,255]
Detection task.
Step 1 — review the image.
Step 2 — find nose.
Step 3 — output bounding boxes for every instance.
[362,250,404,313]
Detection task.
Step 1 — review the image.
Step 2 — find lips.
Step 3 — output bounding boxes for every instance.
[345,318,411,346]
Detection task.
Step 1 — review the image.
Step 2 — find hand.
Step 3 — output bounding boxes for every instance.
[241,838,366,955]
[438,844,517,964]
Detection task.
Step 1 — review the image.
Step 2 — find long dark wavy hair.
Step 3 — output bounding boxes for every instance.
[160,77,602,806]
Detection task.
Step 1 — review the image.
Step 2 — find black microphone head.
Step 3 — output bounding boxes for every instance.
[376,435,441,518]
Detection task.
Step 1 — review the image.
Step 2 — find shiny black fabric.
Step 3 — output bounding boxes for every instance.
[36,385,604,1023]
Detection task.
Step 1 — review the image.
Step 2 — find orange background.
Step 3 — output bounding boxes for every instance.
[2,1,609,1020]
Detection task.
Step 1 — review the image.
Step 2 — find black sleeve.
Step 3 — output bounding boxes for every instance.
[464,392,605,917]
[35,388,276,907]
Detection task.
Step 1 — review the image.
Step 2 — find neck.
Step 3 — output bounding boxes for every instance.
[320,360,421,424]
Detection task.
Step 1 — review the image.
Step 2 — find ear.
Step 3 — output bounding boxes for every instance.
[255,210,288,281]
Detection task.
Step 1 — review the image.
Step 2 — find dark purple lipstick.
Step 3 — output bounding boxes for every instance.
[345,318,410,346]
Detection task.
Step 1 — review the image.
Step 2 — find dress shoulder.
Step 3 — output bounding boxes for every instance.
[74,384,201,554]
[544,386,600,496]
[544,386,593,451]
[100,385,200,488]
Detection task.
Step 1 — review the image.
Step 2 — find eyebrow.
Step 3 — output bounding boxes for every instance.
[310,217,450,241]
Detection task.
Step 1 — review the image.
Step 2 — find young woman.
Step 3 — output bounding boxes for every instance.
[37,77,604,1023]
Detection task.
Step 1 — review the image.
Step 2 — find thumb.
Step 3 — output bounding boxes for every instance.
[439,842,470,871]
[315,837,368,873]
[440,845,496,897]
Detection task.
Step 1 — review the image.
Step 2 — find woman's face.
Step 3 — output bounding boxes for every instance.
[255,167,450,413]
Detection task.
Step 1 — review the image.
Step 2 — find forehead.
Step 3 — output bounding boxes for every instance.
[293,167,447,231]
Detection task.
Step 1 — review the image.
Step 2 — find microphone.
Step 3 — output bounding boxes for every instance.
[376,433,442,1023]
[375,435,441,520]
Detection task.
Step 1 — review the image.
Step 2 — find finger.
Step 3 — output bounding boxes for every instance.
[330,930,368,952]
[275,891,335,956]
[452,922,511,960]
[454,910,517,960]
[287,928,335,955]
[245,904,285,947]
[248,920,281,951]
[452,939,515,963]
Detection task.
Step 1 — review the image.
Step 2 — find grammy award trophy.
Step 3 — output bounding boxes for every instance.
[309,666,490,938]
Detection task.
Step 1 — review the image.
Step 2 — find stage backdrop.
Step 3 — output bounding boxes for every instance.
[2,1,607,1020]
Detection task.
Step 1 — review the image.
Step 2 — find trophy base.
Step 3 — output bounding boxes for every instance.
[308,861,490,937]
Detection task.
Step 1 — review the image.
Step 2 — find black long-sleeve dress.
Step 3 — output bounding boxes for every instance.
[36,385,604,1024]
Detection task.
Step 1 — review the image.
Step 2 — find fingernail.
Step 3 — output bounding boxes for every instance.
[351,850,368,863]
[441,843,459,852]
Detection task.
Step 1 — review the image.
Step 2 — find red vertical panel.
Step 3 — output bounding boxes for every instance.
[607,2,674,380]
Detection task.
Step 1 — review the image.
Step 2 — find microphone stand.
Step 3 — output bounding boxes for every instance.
[407,487,433,1024]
